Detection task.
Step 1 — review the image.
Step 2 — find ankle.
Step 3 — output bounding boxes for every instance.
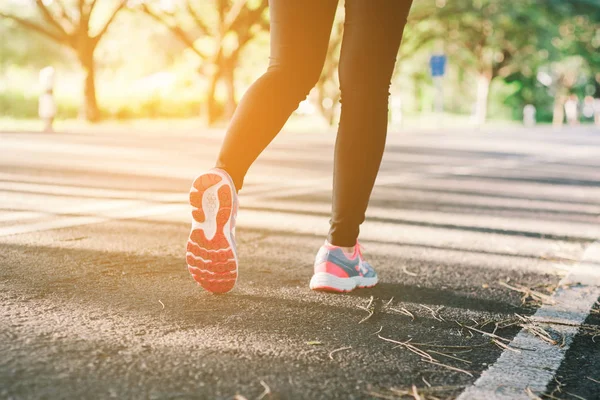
[326,240,355,257]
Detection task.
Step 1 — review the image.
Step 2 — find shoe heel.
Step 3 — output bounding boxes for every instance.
[309,272,356,293]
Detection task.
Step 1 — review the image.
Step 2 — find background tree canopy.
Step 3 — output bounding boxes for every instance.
[1,0,598,124]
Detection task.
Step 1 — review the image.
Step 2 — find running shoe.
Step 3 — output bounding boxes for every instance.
[186,169,238,294]
[309,241,378,292]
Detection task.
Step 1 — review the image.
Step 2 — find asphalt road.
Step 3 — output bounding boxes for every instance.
[1,123,600,400]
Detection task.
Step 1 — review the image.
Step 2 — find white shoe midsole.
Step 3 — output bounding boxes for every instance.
[309,272,378,291]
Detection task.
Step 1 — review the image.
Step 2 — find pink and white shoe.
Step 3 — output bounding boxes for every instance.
[186,169,238,294]
[309,241,378,293]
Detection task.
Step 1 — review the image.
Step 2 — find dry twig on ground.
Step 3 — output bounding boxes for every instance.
[358,296,375,324]
[515,314,559,346]
[364,391,395,400]
[525,387,543,400]
[498,281,556,306]
[457,322,511,343]
[389,306,416,321]
[492,338,521,353]
[587,376,600,384]
[377,332,473,377]
[421,305,445,322]
[256,380,271,400]
[328,346,352,360]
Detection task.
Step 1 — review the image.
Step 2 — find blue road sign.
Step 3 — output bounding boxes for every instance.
[430,55,447,77]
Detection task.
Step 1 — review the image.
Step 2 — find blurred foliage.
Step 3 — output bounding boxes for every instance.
[137,0,268,124]
[500,0,600,122]
[0,0,598,124]
[0,0,129,121]
[401,0,600,123]
[0,19,68,69]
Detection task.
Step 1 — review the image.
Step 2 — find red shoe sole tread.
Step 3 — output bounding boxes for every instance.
[187,173,237,294]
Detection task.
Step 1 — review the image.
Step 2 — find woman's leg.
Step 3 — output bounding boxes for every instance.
[328,0,413,247]
[215,0,339,191]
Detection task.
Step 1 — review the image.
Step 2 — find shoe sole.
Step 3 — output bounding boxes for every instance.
[187,171,238,294]
[309,272,378,293]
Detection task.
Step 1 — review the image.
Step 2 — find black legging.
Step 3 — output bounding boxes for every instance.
[216,0,413,247]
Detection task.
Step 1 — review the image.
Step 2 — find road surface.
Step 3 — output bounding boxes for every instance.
[1,124,599,399]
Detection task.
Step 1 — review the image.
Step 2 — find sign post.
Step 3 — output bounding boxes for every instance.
[429,54,446,113]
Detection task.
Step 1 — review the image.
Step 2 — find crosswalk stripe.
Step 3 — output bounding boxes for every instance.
[458,242,600,399]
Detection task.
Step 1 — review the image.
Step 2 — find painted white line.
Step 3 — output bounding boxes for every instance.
[0,180,183,202]
[239,149,567,202]
[142,207,572,275]
[0,202,184,237]
[458,242,600,400]
[239,171,428,200]
[0,216,105,237]
[0,211,47,223]
[241,198,600,240]
[0,196,143,217]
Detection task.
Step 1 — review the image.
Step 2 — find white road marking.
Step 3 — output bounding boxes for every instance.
[0,202,184,237]
[0,211,47,223]
[458,242,600,400]
[0,196,144,216]
[239,171,437,200]
[145,207,571,275]
[242,198,600,240]
[0,180,183,202]
[240,149,587,202]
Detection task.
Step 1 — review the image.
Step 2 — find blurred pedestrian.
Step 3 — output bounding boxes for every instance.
[564,94,579,126]
[523,104,536,127]
[594,98,600,127]
[582,96,595,122]
[185,0,413,294]
[39,67,56,133]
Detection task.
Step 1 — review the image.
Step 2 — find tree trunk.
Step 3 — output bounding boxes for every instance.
[552,94,565,127]
[206,55,237,124]
[474,71,491,126]
[223,62,237,120]
[206,68,222,126]
[78,45,100,122]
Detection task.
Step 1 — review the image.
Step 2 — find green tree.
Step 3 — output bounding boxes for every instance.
[502,0,600,122]
[138,0,268,124]
[0,0,128,121]
[546,0,600,116]
[0,18,67,70]
[403,0,600,123]
[424,0,554,123]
